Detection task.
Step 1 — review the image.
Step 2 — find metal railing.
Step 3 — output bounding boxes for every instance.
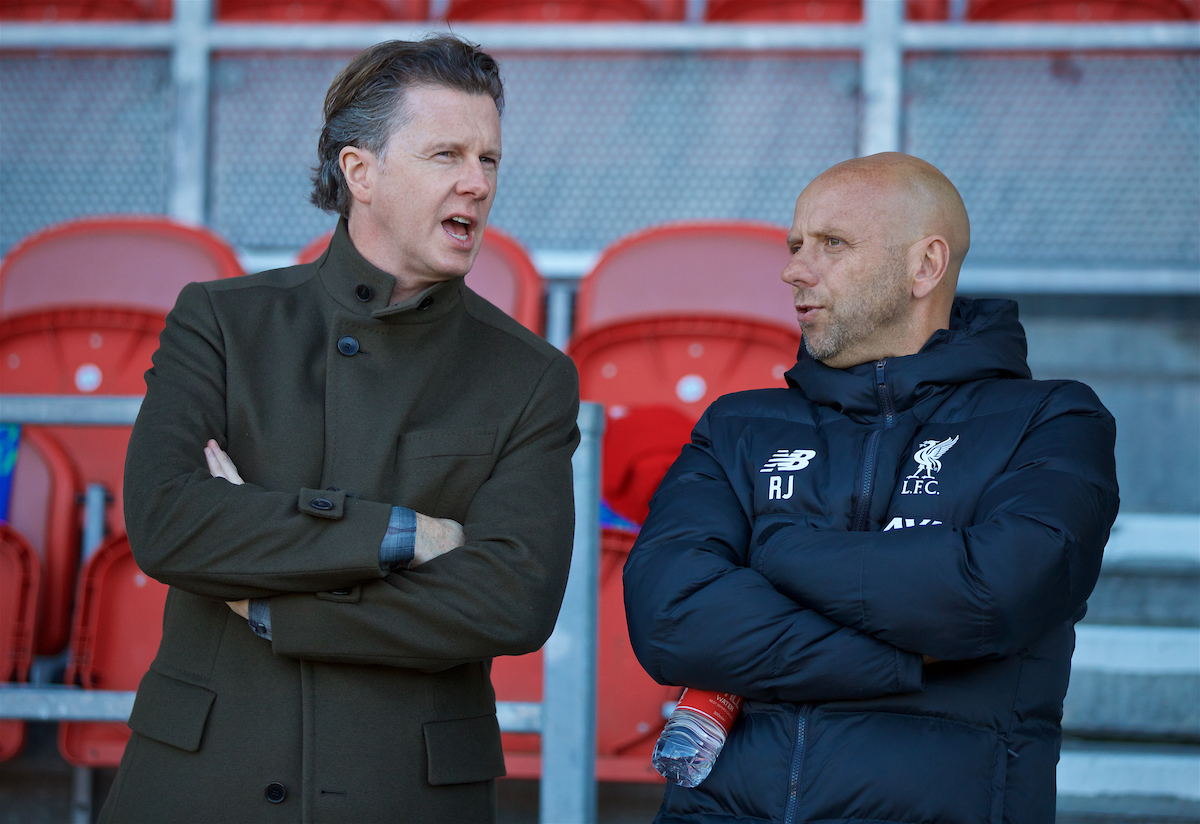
[0,395,604,824]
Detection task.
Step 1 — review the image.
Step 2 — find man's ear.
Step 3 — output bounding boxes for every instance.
[911,235,950,300]
[340,145,375,207]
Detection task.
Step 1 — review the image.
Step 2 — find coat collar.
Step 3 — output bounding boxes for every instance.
[315,217,464,324]
[784,298,1032,420]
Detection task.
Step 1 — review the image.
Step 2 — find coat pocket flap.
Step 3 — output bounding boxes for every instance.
[423,715,506,786]
[127,669,216,753]
[400,428,497,459]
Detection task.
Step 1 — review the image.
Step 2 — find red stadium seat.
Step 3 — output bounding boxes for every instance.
[0,0,169,20]
[968,0,1198,19]
[574,221,796,336]
[0,216,243,319]
[297,225,546,334]
[446,0,685,21]
[216,0,427,21]
[602,405,695,525]
[0,525,40,762]
[706,0,948,21]
[492,529,680,783]
[6,428,80,656]
[0,308,166,654]
[57,533,168,767]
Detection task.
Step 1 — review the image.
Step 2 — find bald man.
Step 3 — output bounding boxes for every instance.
[624,154,1119,824]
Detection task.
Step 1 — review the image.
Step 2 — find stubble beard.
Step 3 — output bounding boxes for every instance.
[801,255,911,365]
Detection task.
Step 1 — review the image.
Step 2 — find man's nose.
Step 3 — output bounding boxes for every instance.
[457,158,492,200]
[781,251,818,288]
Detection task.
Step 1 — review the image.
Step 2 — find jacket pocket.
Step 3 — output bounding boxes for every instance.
[126,669,216,753]
[399,428,496,459]
[423,715,506,785]
[802,710,1002,824]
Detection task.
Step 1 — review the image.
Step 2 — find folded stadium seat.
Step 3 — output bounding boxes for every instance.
[0,216,242,319]
[0,525,40,762]
[5,427,80,656]
[445,0,685,21]
[573,221,795,336]
[296,225,546,334]
[0,0,169,20]
[0,308,166,656]
[705,0,948,21]
[602,405,695,525]
[967,0,1198,19]
[57,533,168,767]
[216,0,427,21]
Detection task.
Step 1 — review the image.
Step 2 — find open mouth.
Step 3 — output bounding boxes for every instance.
[442,216,472,244]
[795,305,822,323]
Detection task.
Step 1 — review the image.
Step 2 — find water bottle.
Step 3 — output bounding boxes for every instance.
[652,688,743,788]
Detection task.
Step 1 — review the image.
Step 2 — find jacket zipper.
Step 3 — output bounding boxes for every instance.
[851,360,896,532]
[782,708,808,824]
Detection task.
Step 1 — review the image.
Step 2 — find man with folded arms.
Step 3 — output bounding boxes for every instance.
[104,35,579,822]
[624,153,1118,824]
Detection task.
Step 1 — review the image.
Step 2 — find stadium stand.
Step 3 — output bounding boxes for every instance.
[0,525,40,762]
[298,225,546,333]
[57,533,168,768]
[967,0,1199,19]
[706,0,950,21]
[0,216,243,318]
[0,309,166,658]
[215,0,427,21]
[446,0,685,21]
[0,0,169,20]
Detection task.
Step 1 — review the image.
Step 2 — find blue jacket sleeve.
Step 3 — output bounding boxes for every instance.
[623,411,924,704]
[751,383,1119,661]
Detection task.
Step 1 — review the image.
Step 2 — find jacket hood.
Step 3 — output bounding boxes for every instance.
[784,297,1032,419]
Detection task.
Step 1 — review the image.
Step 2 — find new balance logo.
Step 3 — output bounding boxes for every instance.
[883,517,944,531]
[760,449,817,473]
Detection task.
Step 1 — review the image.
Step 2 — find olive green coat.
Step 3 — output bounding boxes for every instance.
[100,222,580,823]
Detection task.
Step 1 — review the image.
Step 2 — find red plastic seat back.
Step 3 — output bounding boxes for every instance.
[6,428,80,655]
[603,405,695,524]
[0,525,40,762]
[575,222,796,336]
[968,0,1197,19]
[706,0,947,20]
[216,0,427,20]
[0,217,243,319]
[58,533,169,767]
[0,308,166,653]
[0,0,169,19]
[296,226,545,333]
[447,0,684,20]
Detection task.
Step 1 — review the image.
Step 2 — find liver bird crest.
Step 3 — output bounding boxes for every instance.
[907,435,960,480]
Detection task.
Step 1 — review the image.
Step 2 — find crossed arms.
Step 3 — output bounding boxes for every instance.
[622,391,1118,704]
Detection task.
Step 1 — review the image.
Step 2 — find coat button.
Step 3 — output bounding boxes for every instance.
[355,284,372,302]
[310,498,334,510]
[337,336,359,356]
[417,297,434,310]
[265,782,287,803]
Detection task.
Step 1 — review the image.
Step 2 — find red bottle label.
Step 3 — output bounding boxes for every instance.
[676,689,743,734]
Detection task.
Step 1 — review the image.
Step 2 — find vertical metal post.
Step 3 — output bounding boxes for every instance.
[859,0,904,156]
[539,402,603,824]
[685,0,709,23]
[169,0,213,224]
[544,280,575,352]
[71,764,93,824]
[82,482,108,560]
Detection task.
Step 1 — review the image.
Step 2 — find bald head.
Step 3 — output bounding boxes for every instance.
[813,152,971,281]
[781,153,971,368]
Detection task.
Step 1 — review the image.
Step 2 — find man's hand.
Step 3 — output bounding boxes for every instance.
[412,513,465,567]
[205,440,244,485]
[226,599,250,619]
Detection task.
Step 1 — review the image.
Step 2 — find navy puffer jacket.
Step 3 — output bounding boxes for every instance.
[624,298,1119,824]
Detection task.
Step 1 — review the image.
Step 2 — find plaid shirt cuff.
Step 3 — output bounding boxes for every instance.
[380,506,417,571]
[248,598,271,641]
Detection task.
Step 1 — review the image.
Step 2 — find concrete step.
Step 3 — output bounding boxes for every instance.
[1057,742,1200,822]
[1085,514,1199,628]
[1064,625,1200,742]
